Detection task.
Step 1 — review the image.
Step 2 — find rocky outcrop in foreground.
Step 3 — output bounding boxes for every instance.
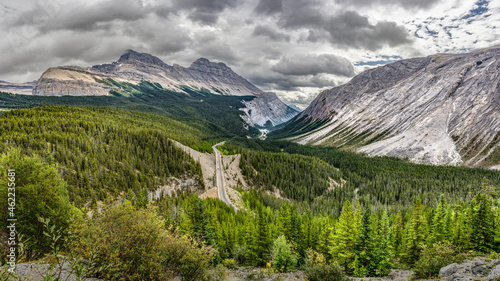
[439,257,500,281]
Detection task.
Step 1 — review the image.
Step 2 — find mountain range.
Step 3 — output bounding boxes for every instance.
[0,50,299,128]
[275,45,500,168]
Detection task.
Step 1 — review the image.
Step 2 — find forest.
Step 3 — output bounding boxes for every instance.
[0,80,259,138]
[2,105,500,280]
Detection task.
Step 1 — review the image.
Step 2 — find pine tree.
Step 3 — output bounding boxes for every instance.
[330,200,356,271]
[403,198,427,264]
[190,199,216,247]
[470,193,494,252]
[429,194,447,244]
[352,201,376,276]
[255,208,271,265]
[390,212,404,259]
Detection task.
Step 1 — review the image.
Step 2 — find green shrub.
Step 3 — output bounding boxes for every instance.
[271,235,296,273]
[304,248,327,267]
[163,231,216,281]
[70,202,170,280]
[304,262,349,281]
[0,150,77,259]
[232,244,247,264]
[413,241,468,279]
[222,258,236,269]
[71,201,216,280]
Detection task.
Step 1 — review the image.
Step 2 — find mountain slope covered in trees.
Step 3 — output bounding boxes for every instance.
[0,106,207,207]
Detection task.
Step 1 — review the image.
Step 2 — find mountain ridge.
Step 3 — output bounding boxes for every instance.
[276,45,500,168]
[14,50,299,127]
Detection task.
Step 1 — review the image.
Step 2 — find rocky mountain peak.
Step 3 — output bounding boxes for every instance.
[188,58,237,78]
[117,49,170,68]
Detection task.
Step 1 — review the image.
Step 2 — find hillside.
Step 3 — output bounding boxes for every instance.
[273,45,500,168]
[0,106,207,207]
[0,81,261,138]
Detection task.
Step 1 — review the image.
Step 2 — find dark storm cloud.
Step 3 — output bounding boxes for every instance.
[10,0,166,32]
[271,54,355,77]
[335,0,438,9]
[252,25,290,41]
[171,0,241,24]
[324,11,413,50]
[248,71,337,91]
[276,1,413,50]
[278,0,325,28]
[254,0,283,15]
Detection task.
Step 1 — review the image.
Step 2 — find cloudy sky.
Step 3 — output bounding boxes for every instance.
[1,0,499,108]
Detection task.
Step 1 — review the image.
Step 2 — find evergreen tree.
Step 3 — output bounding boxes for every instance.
[330,200,356,271]
[470,193,494,252]
[190,199,216,247]
[403,198,427,264]
[352,201,376,276]
[255,208,272,265]
[390,212,404,259]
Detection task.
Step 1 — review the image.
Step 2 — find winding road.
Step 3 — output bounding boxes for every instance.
[213,143,238,212]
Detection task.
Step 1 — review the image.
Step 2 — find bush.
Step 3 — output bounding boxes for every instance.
[163,231,216,281]
[232,244,247,264]
[304,248,326,267]
[0,150,77,259]
[271,235,296,273]
[70,202,216,280]
[70,202,170,280]
[222,258,236,269]
[304,262,349,281]
[413,241,468,279]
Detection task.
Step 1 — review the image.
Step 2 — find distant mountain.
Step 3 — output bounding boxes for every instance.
[29,50,298,127]
[0,80,36,95]
[288,104,302,112]
[274,45,500,168]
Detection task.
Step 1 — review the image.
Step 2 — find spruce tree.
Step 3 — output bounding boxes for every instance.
[403,198,426,264]
[470,193,494,252]
[330,200,356,271]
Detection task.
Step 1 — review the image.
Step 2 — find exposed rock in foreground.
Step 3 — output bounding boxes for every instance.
[439,257,500,281]
[282,45,500,167]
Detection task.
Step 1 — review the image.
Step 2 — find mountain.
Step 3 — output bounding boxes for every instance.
[30,50,298,127]
[0,80,36,95]
[274,45,500,168]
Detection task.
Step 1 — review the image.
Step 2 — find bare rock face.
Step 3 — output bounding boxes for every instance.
[286,45,500,167]
[33,67,114,96]
[28,50,298,127]
[240,92,301,127]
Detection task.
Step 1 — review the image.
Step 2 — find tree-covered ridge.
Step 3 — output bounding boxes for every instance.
[222,138,500,214]
[0,80,260,138]
[237,149,342,202]
[0,106,205,207]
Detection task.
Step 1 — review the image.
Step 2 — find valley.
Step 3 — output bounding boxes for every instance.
[1,46,500,281]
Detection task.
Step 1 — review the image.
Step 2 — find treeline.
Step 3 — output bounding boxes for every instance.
[159,187,500,277]
[222,138,500,215]
[0,106,206,206]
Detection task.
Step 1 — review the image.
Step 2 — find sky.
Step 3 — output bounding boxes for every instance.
[0,0,499,108]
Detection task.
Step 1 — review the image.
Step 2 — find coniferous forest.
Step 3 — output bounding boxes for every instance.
[1,105,500,280]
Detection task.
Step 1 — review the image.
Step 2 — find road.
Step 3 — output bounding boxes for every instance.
[213,143,238,212]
